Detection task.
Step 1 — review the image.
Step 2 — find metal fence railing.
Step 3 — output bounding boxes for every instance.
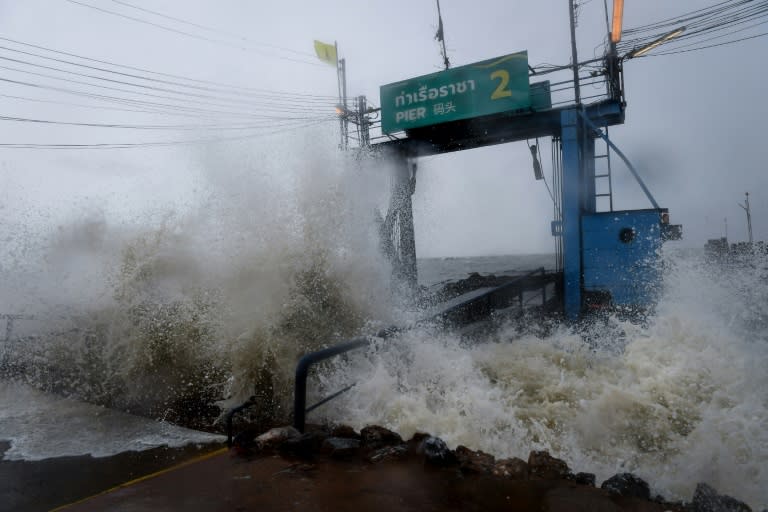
[225,268,557,441]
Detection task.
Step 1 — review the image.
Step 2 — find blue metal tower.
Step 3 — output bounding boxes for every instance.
[372,55,681,320]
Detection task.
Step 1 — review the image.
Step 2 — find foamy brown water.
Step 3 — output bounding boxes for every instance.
[319,251,768,508]
[0,131,766,508]
[0,128,398,424]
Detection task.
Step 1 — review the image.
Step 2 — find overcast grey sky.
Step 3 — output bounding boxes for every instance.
[0,1,765,257]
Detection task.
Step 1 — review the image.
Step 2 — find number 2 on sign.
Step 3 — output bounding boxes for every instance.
[490,70,512,100]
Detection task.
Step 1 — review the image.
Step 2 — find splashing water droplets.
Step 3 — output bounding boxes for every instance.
[1,129,397,428]
[1,131,766,509]
[320,250,768,508]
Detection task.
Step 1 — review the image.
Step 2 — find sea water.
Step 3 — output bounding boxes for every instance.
[319,249,768,508]
[0,131,766,508]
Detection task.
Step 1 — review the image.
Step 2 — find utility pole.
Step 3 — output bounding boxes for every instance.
[339,58,348,150]
[333,42,349,150]
[334,41,343,149]
[605,0,625,101]
[738,192,753,243]
[357,95,370,148]
[568,0,581,104]
[341,58,348,149]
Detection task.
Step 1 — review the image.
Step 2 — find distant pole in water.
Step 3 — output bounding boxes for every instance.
[738,192,753,244]
[435,0,450,70]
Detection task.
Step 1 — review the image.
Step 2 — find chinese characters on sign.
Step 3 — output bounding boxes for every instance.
[432,101,456,116]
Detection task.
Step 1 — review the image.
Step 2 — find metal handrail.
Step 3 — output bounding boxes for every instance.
[293,334,386,432]
[291,268,553,433]
[224,327,397,443]
[225,267,555,438]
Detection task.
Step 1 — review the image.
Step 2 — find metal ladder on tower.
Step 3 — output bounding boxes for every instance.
[594,126,614,211]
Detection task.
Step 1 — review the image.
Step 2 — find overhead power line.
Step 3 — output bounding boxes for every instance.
[642,30,768,56]
[63,0,325,67]
[0,113,335,131]
[0,117,334,150]
[0,53,336,113]
[0,92,199,117]
[0,42,336,102]
[0,62,333,116]
[0,36,335,99]
[622,11,761,51]
[641,17,768,53]
[617,0,768,58]
[110,0,316,59]
[0,92,337,124]
[0,75,331,121]
[624,0,749,35]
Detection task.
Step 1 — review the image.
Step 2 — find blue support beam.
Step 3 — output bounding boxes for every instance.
[373,99,629,321]
[561,109,582,320]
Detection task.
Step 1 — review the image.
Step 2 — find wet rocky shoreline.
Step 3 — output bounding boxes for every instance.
[1,422,759,511]
[237,424,757,512]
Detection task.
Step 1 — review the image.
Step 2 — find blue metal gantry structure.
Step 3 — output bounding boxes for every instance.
[372,81,680,320]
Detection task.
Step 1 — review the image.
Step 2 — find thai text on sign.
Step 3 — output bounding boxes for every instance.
[380,51,531,134]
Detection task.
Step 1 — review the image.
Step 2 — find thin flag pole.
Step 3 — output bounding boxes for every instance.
[335,40,343,149]
[435,0,450,70]
[334,41,341,100]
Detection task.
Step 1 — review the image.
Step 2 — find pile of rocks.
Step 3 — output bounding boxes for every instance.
[234,424,756,512]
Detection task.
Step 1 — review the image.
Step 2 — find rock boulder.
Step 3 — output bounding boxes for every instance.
[600,473,650,500]
[528,450,570,480]
[691,483,752,512]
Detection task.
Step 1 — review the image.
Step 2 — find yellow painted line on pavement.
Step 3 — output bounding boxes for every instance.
[49,446,229,511]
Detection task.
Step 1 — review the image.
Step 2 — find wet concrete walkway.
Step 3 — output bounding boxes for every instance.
[0,442,220,512]
[50,448,681,512]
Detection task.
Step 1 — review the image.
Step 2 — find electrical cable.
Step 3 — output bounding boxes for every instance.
[618,2,768,52]
[0,43,337,102]
[0,113,335,131]
[0,117,334,149]
[618,0,768,54]
[618,2,768,50]
[0,53,336,111]
[110,0,317,58]
[623,8,768,51]
[623,0,748,35]
[0,75,331,121]
[0,91,323,121]
[641,30,768,55]
[0,36,336,99]
[0,92,212,118]
[62,0,325,67]
[0,63,334,115]
[641,17,768,52]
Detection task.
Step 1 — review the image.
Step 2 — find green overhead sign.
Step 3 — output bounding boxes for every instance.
[380,51,538,134]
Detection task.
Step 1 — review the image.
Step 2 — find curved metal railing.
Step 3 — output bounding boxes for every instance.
[226,267,555,439]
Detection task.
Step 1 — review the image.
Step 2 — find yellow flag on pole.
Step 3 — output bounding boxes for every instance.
[313,40,337,65]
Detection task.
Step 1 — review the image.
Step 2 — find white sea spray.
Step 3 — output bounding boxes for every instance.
[0,129,398,426]
[1,129,766,509]
[321,249,768,509]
